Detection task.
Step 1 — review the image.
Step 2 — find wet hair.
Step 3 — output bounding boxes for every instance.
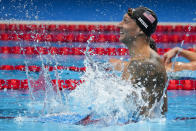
[137,35,157,52]
[149,37,157,52]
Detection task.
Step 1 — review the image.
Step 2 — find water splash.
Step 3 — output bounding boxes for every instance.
[22,34,165,125]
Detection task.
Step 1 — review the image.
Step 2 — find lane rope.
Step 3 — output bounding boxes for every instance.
[0,79,195,90]
[0,65,86,72]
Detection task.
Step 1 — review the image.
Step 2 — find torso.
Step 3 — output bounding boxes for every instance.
[122,49,168,117]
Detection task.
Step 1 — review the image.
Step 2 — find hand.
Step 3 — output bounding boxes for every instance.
[165,62,173,72]
[165,62,185,72]
[163,47,181,64]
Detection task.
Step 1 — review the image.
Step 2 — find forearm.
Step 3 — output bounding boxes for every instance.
[111,63,123,71]
[109,58,128,71]
[178,48,196,62]
[173,62,196,71]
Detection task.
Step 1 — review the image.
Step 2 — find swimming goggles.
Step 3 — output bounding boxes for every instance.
[127,8,135,18]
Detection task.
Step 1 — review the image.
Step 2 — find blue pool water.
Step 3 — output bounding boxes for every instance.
[0,0,196,129]
[0,54,196,131]
[0,90,196,131]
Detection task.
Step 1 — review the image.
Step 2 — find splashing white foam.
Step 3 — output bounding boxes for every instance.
[24,35,165,125]
[66,46,149,124]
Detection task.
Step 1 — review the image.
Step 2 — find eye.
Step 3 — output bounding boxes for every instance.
[123,18,128,23]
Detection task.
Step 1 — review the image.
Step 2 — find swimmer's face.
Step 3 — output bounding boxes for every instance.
[118,13,141,44]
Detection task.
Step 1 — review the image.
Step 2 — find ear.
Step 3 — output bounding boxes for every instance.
[139,29,144,34]
[136,30,144,36]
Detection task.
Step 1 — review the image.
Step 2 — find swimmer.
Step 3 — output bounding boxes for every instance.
[78,7,167,125]
[163,47,196,72]
[115,6,167,119]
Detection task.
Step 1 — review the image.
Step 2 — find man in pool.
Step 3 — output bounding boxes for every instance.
[77,6,167,125]
[118,6,167,119]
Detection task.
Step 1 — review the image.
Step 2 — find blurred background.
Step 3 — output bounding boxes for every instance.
[0,0,196,22]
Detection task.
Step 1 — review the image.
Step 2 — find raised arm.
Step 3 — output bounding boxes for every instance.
[163,47,196,72]
[109,58,128,71]
[165,61,196,72]
[163,47,196,63]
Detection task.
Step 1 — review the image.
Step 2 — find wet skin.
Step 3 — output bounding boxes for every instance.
[77,12,167,125]
[118,13,167,118]
[121,49,168,117]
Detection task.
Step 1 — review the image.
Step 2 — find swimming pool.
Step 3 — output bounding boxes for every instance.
[0,22,196,130]
[0,53,196,131]
[0,90,196,131]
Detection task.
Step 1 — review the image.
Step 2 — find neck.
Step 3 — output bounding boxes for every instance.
[127,37,151,61]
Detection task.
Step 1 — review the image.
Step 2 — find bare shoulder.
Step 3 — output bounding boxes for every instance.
[150,49,165,66]
[128,60,165,80]
[128,51,167,90]
[127,50,168,115]
[129,53,165,78]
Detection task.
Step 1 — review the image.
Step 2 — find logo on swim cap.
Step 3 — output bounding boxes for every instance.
[138,17,148,29]
[143,11,155,24]
[127,7,158,36]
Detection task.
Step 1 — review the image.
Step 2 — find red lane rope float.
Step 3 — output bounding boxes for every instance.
[0,33,120,43]
[0,79,195,90]
[0,46,129,56]
[157,48,195,55]
[0,46,195,56]
[1,32,196,44]
[0,23,196,33]
[0,24,120,33]
[167,80,196,90]
[151,34,196,44]
[0,65,86,72]
[0,79,84,90]
[3,33,196,43]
